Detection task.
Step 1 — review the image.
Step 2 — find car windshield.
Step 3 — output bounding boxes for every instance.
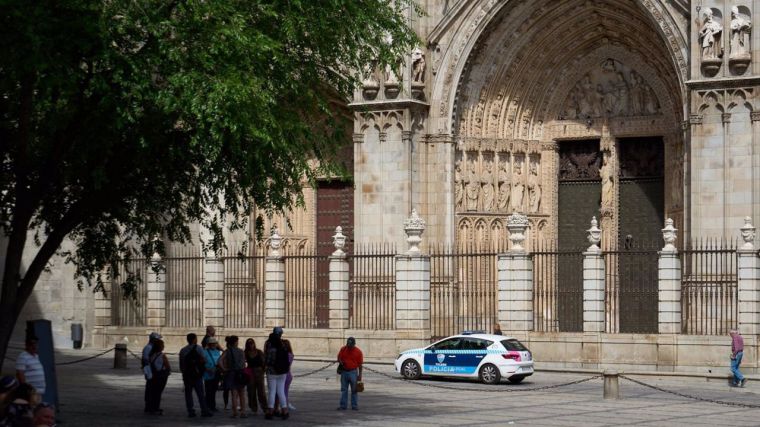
[501,339,529,352]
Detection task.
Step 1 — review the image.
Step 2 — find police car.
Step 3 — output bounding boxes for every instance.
[394,332,533,384]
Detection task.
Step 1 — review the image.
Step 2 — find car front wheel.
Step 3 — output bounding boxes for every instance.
[479,363,501,385]
[401,359,422,380]
[508,375,525,384]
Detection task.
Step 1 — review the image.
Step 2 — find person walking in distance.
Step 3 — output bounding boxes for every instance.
[15,338,46,398]
[179,333,212,418]
[146,339,171,415]
[730,329,746,387]
[141,332,161,413]
[244,338,268,416]
[203,337,222,412]
[264,333,290,420]
[337,337,363,411]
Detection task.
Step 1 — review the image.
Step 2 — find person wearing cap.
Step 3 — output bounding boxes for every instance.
[142,332,161,412]
[203,337,222,412]
[16,338,45,397]
[0,376,19,416]
[337,337,363,411]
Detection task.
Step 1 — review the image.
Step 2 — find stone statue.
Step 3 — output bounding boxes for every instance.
[527,160,541,213]
[385,62,400,84]
[481,159,495,212]
[600,152,614,208]
[511,161,525,212]
[628,71,644,115]
[465,159,480,211]
[454,160,464,210]
[699,8,723,60]
[613,72,629,116]
[730,6,752,59]
[579,75,594,117]
[411,48,426,83]
[643,83,659,115]
[497,161,511,211]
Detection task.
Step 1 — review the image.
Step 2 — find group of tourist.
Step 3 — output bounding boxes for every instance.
[0,338,55,427]
[143,325,353,420]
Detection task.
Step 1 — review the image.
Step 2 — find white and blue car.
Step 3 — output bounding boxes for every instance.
[394,333,534,384]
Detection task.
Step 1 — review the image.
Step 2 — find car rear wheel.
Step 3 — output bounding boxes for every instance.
[508,375,525,384]
[401,359,421,380]
[479,363,501,385]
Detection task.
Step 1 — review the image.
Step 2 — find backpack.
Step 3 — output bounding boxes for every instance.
[266,345,289,375]
[184,345,204,380]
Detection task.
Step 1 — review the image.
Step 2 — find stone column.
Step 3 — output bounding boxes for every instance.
[738,218,760,335]
[583,217,605,332]
[146,252,166,328]
[658,219,681,334]
[264,227,286,329]
[203,251,225,328]
[329,227,350,329]
[498,212,533,332]
[396,211,431,334]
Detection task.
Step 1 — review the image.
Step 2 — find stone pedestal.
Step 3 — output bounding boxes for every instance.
[658,252,681,334]
[329,254,350,329]
[395,254,430,332]
[583,251,605,333]
[203,256,224,328]
[264,255,286,328]
[498,253,533,332]
[738,250,760,335]
[146,257,166,328]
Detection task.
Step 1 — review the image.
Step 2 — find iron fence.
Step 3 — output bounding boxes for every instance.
[283,250,330,329]
[430,245,497,340]
[348,244,396,330]
[110,258,148,326]
[604,242,660,334]
[531,243,584,332]
[222,249,266,329]
[681,239,738,335]
[165,247,204,328]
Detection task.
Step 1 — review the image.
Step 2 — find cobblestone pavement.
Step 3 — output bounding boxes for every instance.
[11,348,760,426]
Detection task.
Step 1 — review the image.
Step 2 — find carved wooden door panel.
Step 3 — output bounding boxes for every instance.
[557,140,601,332]
[617,137,663,333]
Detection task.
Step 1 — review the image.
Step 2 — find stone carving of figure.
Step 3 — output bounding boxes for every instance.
[411,48,426,83]
[643,83,659,115]
[385,62,400,84]
[730,6,752,59]
[527,160,541,213]
[699,8,723,60]
[497,160,511,211]
[454,160,464,210]
[481,159,495,212]
[579,75,594,117]
[600,152,614,209]
[511,161,526,212]
[597,84,612,117]
[465,159,480,211]
[613,72,629,116]
[628,71,644,115]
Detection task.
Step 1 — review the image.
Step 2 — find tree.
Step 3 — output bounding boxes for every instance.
[0,0,418,368]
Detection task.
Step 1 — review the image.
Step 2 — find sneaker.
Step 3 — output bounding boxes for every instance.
[288,403,296,411]
[741,378,748,387]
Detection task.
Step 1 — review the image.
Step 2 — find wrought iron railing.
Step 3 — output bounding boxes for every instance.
[532,242,584,332]
[348,244,396,330]
[222,250,265,329]
[680,239,738,335]
[283,250,330,329]
[110,258,148,327]
[604,241,660,334]
[165,247,204,328]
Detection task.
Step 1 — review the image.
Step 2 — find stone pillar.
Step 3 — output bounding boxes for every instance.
[203,252,225,328]
[264,227,286,329]
[329,227,350,329]
[583,217,605,332]
[498,212,533,332]
[146,253,166,328]
[395,211,430,334]
[658,218,681,334]
[94,280,112,326]
[738,218,759,335]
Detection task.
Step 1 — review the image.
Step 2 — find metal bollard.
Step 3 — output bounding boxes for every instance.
[603,369,620,399]
[114,343,128,369]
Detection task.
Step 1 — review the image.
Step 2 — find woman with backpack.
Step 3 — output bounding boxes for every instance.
[146,339,170,415]
[219,335,246,418]
[265,333,290,420]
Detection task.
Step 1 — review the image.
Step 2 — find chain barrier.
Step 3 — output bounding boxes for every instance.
[620,374,760,409]
[362,365,601,393]
[55,348,114,366]
[293,361,337,378]
[127,348,143,362]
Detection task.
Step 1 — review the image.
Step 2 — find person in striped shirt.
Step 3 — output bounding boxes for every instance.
[15,338,45,396]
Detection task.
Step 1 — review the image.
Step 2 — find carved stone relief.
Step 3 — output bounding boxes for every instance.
[558,59,661,120]
[729,6,752,75]
[699,7,723,76]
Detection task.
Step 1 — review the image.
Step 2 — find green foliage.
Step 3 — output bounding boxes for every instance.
[0,0,419,297]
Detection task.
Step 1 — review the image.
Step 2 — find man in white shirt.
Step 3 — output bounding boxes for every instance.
[15,338,45,395]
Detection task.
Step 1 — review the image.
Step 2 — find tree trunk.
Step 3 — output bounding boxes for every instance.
[0,301,20,373]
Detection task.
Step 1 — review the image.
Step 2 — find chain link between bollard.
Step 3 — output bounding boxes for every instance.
[55,347,115,366]
[620,374,760,409]
[293,361,337,378]
[363,365,601,393]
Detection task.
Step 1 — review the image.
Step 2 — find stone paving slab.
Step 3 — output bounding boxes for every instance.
[5,348,760,426]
